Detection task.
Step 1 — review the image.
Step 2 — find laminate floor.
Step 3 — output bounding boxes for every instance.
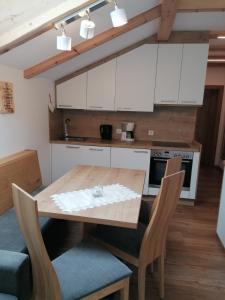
[129,166,225,300]
[63,166,225,300]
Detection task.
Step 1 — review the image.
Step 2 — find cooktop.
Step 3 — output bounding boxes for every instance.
[152,141,190,148]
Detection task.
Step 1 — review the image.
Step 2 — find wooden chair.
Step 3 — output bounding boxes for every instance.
[91,170,185,300]
[12,184,132,300]
[139,156,182,224]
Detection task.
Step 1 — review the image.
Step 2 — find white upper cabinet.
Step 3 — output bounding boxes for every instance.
[115,44,157,112]
[56,73,87,109]
[155,44,183,105]
[87,60,116,111]
[179,44,209,105]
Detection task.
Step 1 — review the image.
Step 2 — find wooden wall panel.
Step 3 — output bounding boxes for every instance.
[62,107,197,142]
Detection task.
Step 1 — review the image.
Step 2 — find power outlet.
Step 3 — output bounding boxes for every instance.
[116,128,122,134]
[148,130,154,136]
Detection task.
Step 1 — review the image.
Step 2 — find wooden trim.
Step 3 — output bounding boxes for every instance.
[177,0,225,12]
[24,6,161,78]
[56,31,209,85]
[158,0,178,41]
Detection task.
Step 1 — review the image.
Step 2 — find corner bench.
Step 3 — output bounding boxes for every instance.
[0,150,70,299]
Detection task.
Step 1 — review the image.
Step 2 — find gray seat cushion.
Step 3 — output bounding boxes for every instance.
[0,208,50,253]
[91,222,147,258]
[0,250,31,300]
[0,294,17,300]
[53,240,132,300]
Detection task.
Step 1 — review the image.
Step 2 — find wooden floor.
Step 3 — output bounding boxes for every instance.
[129,166,225,300]
[63,166,225,299]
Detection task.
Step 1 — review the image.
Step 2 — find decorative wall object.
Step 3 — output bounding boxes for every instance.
[0,81,14,113]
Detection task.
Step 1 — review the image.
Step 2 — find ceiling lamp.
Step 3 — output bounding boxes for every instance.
[56,24,71,51]
[217,36,225,39]
[80,10,96,39]
[110,0,128,27]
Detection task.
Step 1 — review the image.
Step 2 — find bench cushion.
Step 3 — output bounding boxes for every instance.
[0,294,17,300]
[53,240,132,300]
[0,250,31,300]
[0,208,50,253]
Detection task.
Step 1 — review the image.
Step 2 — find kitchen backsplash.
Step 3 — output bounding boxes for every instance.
[60,106,197,142]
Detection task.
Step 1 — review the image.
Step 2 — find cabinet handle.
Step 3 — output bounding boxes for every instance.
[89,148,103,152]
[117,107,131,110]
[58,104,73,108]
[134,150,149,154]
[66,146,80,149]
[181,101,197,104]
[159,100,177,103]
[89,106,103,109]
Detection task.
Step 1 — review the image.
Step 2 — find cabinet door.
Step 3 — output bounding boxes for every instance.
[111,147,150,195]
[115,44,157,112]
[179,44,209,105]
[87,60,116,111]
[56,73,87,109]
[51,144,87,181]
[85,146,111,167]
[155,44,183,104]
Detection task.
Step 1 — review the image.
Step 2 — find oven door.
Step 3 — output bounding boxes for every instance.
[149,157,168,186]
[149,157,193,188]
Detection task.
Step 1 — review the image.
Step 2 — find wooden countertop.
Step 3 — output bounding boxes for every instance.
[51,138,201,152]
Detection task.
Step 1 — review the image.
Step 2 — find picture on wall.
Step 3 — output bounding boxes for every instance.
[0,81,14,113]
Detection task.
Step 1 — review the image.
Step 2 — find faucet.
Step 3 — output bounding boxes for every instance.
[64,118,71,140]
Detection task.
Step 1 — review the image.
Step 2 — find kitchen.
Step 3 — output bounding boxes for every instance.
[0,1,225,299]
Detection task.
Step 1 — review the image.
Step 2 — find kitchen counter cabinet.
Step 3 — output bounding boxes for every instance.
[51,144,110,182]
[111,147,150,195]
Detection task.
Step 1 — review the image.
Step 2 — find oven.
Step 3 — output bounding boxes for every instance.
[149,150,194,196]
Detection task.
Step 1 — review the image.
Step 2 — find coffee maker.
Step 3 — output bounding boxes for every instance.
[121,122,135,142]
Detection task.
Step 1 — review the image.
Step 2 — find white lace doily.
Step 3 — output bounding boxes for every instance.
[50,184,140,212]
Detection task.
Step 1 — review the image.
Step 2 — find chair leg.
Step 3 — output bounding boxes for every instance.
[120,277,129,300]
[158,254,165,299]
[138,265,146,300]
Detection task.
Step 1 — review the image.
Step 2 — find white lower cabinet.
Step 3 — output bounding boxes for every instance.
[51,144,110,182]
[111,147,150,195]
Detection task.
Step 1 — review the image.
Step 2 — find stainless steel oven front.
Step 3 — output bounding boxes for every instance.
[149,149,193,190]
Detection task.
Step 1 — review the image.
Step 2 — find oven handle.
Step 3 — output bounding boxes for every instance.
[182,160,192,163]
[152,158,168,162]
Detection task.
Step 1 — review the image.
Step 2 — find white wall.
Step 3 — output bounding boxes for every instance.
[206,66,225,168]
[0,64,53,185]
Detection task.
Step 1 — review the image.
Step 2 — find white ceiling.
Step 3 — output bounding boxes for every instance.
[0,0,225,80]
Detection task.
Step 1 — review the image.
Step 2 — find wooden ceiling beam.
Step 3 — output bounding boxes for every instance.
[158,0,178,41]
[24,5,161,78]
[177,0,225,12]
[0,0,98,55]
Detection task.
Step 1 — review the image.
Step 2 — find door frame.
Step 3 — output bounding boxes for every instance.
[203,85,224,165]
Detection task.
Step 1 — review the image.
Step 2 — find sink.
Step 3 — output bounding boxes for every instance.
[152,141,190,148]
[62,136,87,141]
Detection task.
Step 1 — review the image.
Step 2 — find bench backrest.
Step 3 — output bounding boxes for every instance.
[0,150,42,215]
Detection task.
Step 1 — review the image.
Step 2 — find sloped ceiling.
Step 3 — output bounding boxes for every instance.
[0,0,225,80]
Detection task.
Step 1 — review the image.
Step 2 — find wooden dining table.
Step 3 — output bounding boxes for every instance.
[35,165,145,229]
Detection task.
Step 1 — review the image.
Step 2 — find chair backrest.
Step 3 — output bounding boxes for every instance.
[140,171,184,264]
[151,156,182,216]
[12,184,61,300]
